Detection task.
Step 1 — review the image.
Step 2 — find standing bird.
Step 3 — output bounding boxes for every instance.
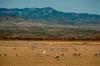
[43,50,47,55]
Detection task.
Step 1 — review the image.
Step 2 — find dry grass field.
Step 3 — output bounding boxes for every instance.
[0,40,100,66]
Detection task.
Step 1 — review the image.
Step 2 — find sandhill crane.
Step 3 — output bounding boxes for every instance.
[55,56,59,59]
[4,54,6,56]
[73,53,81,56]
[54,54,64,60]
[94,52,100,56]
[43,50,47,55]
[16,54,18,56]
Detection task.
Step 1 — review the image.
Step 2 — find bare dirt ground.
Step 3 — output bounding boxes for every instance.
[0,40,100,66]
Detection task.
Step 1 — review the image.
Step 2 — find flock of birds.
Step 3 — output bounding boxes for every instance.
[0,42,100,60]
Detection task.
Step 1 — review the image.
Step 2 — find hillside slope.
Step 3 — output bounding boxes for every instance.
[0,7,100,40]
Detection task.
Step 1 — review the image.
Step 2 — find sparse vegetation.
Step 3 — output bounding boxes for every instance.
[0,40,100,66]
[0,26,100,40]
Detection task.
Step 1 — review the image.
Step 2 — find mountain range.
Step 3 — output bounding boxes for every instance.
[0,7,100,40]
[0,7,100,24]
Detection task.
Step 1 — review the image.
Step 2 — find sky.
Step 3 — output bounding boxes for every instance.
[0,0,100,15]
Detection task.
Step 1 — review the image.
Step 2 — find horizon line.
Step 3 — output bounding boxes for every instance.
[0,7,100,15]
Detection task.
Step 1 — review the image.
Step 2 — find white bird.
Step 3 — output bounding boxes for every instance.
[43,50,46,55]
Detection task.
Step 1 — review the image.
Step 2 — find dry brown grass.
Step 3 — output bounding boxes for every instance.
[0,40,100,66]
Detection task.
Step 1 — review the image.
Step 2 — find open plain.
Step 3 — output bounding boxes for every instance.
[0,40,100,66]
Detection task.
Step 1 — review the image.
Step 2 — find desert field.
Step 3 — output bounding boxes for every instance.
[0,40,100,66]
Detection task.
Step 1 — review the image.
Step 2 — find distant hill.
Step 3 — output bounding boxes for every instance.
[0,7,100,40]
[0,7,100,24]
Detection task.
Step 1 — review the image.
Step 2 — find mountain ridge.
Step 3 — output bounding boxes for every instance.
[0,7,100,40]
[0,7,100,24]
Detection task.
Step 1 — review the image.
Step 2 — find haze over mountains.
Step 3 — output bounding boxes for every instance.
[0,7,100,24]
[0,7,100,40]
